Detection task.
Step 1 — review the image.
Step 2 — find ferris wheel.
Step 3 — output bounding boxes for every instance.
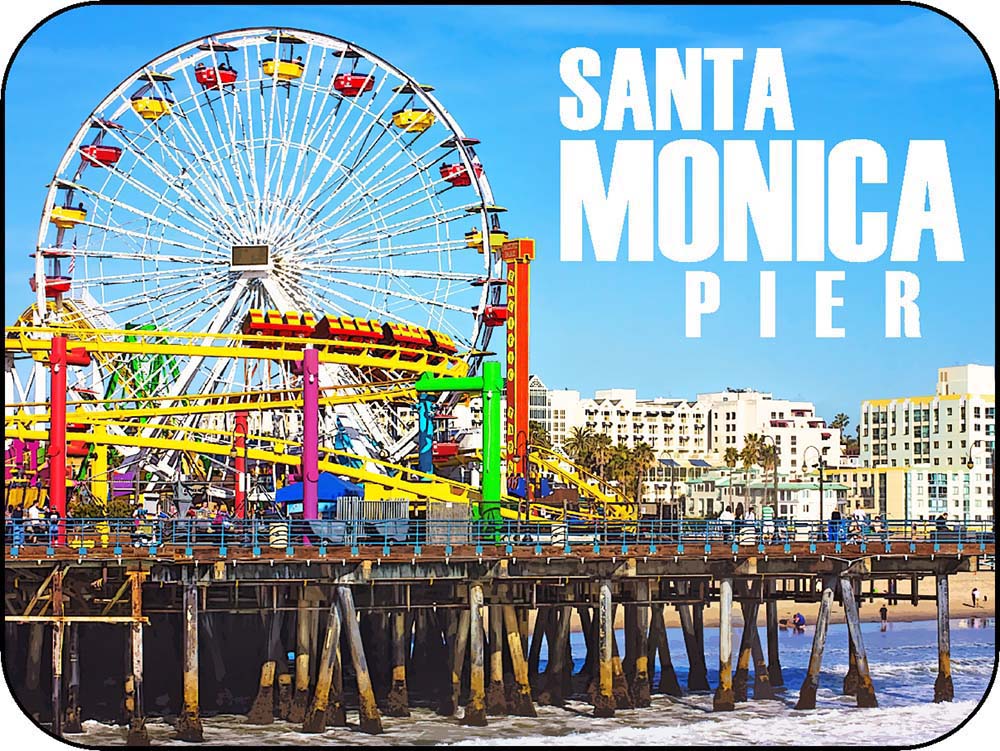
[28,27,507,467]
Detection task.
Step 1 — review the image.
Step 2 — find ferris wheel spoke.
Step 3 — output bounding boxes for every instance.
[322,140,448,230]
[173,67,256,241]
[294,75,401,217]
[297,266,470,316]
[294,272,426,330]
[97,127,234,237]
[124,85,244,240]
[71,181,227,251]
[75,218,219,256]
[304,238,468,264]
[316,203,467,252]
[297,263,479,284]
[276,54,348,214]
[326,181,448,241]
[272,268,352,318]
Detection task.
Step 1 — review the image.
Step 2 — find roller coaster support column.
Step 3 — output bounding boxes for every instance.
[414,362,503,520]
[234,411,248,519]
[302,347,319,533]
[416,393,435,476]
[48,337,91,543]
[502,239,535,514]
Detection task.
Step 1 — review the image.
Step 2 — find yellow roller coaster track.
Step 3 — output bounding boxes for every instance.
[5,325,470,378]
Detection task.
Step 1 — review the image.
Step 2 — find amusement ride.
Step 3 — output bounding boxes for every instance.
[5,27,637,546]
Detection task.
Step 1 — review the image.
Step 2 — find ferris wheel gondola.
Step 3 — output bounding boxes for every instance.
[29,26,505,473]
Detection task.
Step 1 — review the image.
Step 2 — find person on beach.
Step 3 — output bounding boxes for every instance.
[972,587,979,608]
[792,612,806,631]
[879,604,888,631]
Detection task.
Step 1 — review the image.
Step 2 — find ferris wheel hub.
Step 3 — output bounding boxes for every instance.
[230,244,271,274]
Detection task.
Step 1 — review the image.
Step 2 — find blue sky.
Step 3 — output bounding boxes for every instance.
[3,4,995,424]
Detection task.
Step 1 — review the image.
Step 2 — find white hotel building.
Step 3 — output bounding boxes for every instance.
[859,364,995,522]
[525,379,842,515]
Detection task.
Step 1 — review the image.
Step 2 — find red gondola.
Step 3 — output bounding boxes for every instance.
[333,73,374,97]
[80,144,123,167]
[439,160,484,187]
[195,64,239,89]
[480,305,509,327]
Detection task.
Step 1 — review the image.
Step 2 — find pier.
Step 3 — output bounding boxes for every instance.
[4,519,992,741]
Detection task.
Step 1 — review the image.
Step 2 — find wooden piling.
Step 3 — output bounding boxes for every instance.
[609,609,634,709]
[486,605,507,715]
[713,577,735,711]
[840,577,877,708]
[527,608,548,689]
[732,600,758,703]
[649,603,681,696]
[678,599,710,691]
[749,620,774,699]
[63,623,83,733]
[594,581,615,718]
[276,673,293,720]
[51,570,64,738]
[175,581,204,742]
[337,585,383,734]
[934,574,954,703]
[302,600,341,733]
[501,604,537,717]
[630,582,651,707]
[385,610,411,717]
[765,591,784,687]
[843,632,859,696]
[538,606,573,706]
[126,573,149,746]
[794,576,835,710]
[25,622,43,705]
[288,592,312,723]
[465,584,488,726]
[247,607,284,724]
[449,610,471,717]
[693,597,710,687]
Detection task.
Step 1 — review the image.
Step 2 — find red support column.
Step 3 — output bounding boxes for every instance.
[49,336,68,545]
[502,239,535,512]
[234,410,248,519]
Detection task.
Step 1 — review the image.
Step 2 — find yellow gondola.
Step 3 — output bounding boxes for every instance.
[464,228,508,254]
[392,109,436,133]
[50,205,88,229]
[131,97,173,120]
[261,58,304,81]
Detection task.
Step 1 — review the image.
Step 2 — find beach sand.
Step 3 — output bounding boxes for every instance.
[544,570,995,632]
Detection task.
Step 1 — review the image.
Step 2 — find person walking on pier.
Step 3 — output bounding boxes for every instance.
[719,505,735,542]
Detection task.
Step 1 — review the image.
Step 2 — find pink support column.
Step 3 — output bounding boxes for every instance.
[234,411,248,519]
[302,347,319,543]
[50,336,68,545]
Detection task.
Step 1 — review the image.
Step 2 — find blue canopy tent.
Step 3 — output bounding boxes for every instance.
[275,471,362,515]
[274,472,407,545]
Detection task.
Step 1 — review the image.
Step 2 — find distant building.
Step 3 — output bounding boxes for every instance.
[859,364,994,522]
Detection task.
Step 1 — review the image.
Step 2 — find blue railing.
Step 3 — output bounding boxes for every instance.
[3,516,995,558]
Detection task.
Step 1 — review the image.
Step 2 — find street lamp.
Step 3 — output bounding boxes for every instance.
[801,445,826,527]
[761,434,778,514]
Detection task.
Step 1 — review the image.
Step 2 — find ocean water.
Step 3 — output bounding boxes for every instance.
[72,618,996,746]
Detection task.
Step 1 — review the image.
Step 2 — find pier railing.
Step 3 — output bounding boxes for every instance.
[4,516,995,558]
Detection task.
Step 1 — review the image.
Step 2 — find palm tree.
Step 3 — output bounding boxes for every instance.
[723,446,739,510]
[564,426,594,466]
[741,433,764,509]
[630,442,657,513]
[591,433,614,481]
[830,413,850,432]
[529,421,551,451]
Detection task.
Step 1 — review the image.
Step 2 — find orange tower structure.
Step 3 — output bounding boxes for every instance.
[501,238,536,501]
